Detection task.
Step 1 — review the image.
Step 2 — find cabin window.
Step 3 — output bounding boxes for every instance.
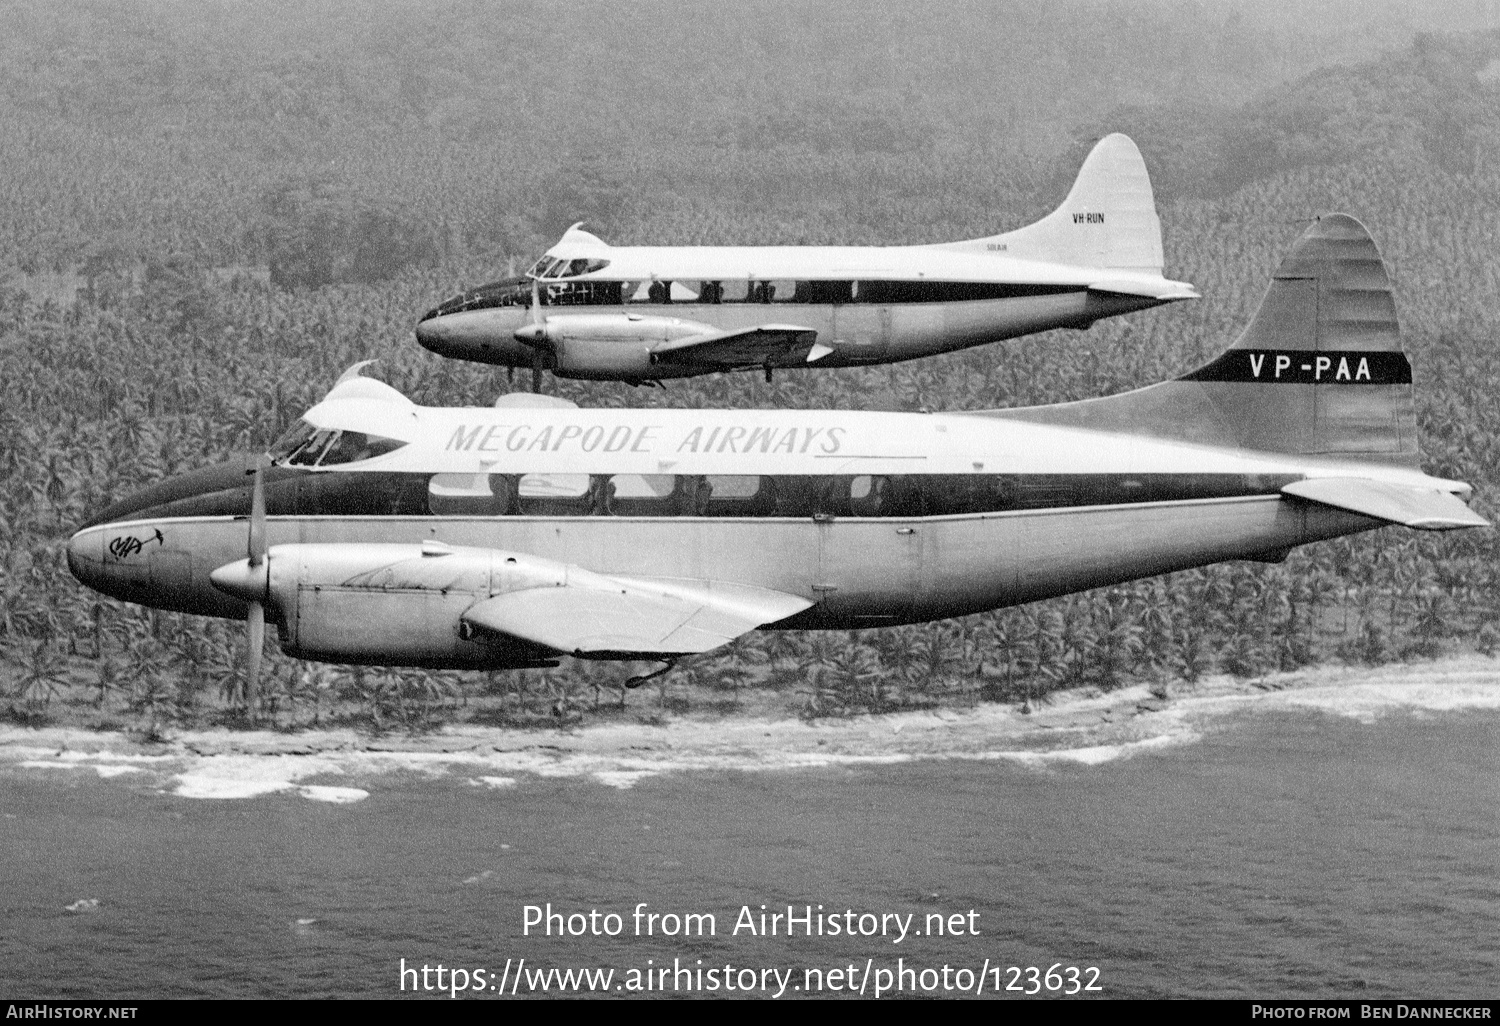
[517,472,594,515]
[718,279,750,302]
[632,280,702,304]
[427,473,514,515]
[849,474,878,516]
[847,475,920,517]
[704,475,776,516]
[606,474,696,516]
[708,475,761,499]
[767,280,797,303]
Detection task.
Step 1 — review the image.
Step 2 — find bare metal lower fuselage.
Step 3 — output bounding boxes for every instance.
[69,497,1377,669]
[415,294,1161,379]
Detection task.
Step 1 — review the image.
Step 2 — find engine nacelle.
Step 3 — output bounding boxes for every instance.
[259,543,565,669]
[528,313,716,379]
[551,337,656,378]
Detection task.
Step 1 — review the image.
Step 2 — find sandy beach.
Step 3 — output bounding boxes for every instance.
[6,657,1500,801]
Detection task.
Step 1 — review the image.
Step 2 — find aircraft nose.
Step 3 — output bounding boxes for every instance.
[414,313,459,355]
[66,525,105,589]
[415,310,490,358]
[415,309,528,366]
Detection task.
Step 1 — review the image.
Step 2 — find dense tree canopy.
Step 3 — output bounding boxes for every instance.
[3,3,1500,727]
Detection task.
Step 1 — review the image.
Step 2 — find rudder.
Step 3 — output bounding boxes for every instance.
[945,133,1165,273]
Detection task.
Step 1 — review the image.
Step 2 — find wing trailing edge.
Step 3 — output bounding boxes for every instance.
[650,324,819,367]
[1281,478,1489,531]
[461,578,812,658]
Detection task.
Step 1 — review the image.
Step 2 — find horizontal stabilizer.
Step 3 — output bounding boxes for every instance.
[1281,478,1489,530]
[1088,279,1199,301]
[461,579,811,658]
[651,324,818,366]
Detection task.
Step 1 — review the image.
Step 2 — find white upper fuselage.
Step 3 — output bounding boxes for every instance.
[535,225,1194,298]
[295,382,1455,492]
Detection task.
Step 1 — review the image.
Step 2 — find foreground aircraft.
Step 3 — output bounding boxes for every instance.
[70,216,1484,699]
[415,134,1197,386]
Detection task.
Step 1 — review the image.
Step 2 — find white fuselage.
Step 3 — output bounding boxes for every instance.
[68,400,1449,663]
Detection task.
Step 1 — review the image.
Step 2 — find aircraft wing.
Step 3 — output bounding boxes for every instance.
[650,324,821,367]
[1281,478,1490,531]
[461,577,812,658]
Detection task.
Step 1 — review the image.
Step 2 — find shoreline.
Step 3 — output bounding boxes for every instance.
[5,656,1500,796]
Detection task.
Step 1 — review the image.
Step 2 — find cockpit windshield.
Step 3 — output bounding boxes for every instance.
[268,420,407,467]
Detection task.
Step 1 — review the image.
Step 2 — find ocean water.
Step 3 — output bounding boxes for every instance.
[1,693,1496,999]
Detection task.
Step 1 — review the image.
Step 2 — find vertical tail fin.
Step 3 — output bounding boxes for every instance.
[986,214,1420,466]
[943,133,1166,273]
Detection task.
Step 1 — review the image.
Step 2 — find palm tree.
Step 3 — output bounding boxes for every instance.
[10,639,69,717]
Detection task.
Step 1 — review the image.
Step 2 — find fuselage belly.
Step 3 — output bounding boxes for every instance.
[418,294,1157,377]
[70,497,1379,634]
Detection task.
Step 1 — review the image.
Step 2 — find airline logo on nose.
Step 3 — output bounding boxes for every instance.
[1182,349,1412,385]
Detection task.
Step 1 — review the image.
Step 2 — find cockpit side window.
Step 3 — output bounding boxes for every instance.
[558,257,609,277]
[317,430,407,466]
[269,420,406,468]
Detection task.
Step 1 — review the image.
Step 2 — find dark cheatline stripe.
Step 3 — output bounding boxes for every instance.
[92,471,1301,525]
[1178,349,1411,385]
[426,279,1086,317]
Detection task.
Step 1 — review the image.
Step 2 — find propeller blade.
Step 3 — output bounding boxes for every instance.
[244,457,268,722]
[246,600,264,720]
[512,277,552,349]
[248,461,266,567]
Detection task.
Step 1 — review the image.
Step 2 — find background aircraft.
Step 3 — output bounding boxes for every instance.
[68,215,1484,709]
[415,134,1197,387]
